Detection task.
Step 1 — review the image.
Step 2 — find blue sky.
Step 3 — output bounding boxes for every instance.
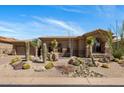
[0,5,124,40]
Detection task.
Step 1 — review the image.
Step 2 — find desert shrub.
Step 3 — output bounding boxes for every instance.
[10,56,21,65]
[113,49,123,59]
[45,62,54,69]
[22,63,31,69]
[101,64,109,68]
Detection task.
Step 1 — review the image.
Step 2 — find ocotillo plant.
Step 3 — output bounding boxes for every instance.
[42,43,48,63]
[25,41,30,61]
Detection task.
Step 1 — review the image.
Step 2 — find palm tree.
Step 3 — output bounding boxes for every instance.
[31,39,42,58]
[86,36,96,66]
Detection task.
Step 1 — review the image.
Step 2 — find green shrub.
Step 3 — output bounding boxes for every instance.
[45,62,54,69]
[113,50,123,59]
[22,63,31,69]
[10,56,21,65]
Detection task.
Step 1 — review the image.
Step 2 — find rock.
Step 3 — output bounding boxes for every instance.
[12,61,24,70]
[68,57,83,66]
[101,63,109,68]
[118,60,124,64]
[52,53,59,61]
[106,54,114,61]
[113,58,120,62]
[85,58,95,67]
[121,56,124,60]
[68,58,75,65]
[33,58,43,63]
[98,57,109,63]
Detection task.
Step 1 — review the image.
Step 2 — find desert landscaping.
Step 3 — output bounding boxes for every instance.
[0,35,124,85]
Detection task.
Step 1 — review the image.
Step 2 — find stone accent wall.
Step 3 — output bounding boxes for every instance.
[0,42,13,56]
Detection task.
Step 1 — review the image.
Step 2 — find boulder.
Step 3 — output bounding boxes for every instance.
[85,58,95,67]
[12,61,24,70]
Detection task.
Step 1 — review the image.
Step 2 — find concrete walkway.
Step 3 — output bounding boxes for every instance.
[0,77,124,85]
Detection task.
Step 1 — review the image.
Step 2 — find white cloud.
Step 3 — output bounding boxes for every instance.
[0,15,85,39]
[33,16,84,35]
[0,25,16,33]
[58,6,88,14]
[95,5,118,18]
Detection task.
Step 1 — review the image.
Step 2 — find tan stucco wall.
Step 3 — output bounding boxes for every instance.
[0,42,13,55]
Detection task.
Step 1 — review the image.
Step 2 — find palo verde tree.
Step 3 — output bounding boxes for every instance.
[31,39,42,58]
[50,39,58,52]
[86,36,96,66]
[86,36,95,57]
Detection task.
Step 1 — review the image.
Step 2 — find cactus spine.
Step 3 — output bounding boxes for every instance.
[42,43,47,63]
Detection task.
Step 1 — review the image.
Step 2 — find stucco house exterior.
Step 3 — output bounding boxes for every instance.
[12,29,113,57]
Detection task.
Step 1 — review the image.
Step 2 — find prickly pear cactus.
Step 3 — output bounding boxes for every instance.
[42,43,48,63]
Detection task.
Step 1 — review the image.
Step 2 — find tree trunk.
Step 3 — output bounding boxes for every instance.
[89,45,96,66]
[89,45,92,58]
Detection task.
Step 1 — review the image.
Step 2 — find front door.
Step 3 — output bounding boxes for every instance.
[93,38,101,53]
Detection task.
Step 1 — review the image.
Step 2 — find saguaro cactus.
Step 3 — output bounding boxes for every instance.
[25,41,30,61]
[42,43,48,63]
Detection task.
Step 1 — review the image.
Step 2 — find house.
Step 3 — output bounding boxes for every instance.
[12,29,113,57]
[0,36,16,56]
